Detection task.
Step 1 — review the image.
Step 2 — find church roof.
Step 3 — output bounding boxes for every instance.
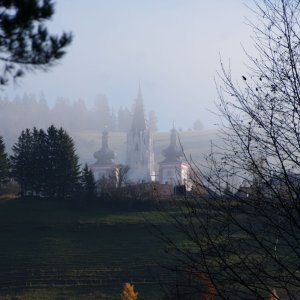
[161,128,183,163]
[93,129,116,165]
[130,86,147,131]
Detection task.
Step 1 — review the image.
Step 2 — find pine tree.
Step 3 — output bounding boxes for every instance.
[11,125,80,199]
[0,136,10,190]
[11,129,34,196]
[45,125,80,199]
[81,164,96,202]
[0,0,72,85]
[120,282,138,300]
[31,127,48,195]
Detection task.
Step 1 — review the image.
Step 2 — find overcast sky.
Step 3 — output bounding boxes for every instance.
[4,0,254,130]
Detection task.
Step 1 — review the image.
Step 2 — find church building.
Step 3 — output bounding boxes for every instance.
[159,128,190,189]
[89,87,194,193]
[126,87,155,182]
[90,129,118,181]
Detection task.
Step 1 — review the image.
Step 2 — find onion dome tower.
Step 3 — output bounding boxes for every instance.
[94,129,115,165]
[91,129,118,181]
[159,128,190,188]
[161,128,182,163]
[126,86,155,182]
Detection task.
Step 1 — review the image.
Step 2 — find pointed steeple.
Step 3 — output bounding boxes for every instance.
[138,82,142,99]
[131,85,147,131]
[94,129,116,165]
[161,128,183,163]
[126,86,155,182]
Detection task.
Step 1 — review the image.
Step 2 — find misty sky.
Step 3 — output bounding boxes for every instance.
[4,0,254,130]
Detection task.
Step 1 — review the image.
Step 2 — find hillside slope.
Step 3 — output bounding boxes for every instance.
[72,129,220,170]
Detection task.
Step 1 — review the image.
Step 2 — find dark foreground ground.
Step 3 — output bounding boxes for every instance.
[0,198,175,299]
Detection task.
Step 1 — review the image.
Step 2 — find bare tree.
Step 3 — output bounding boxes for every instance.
[157,1,300,299]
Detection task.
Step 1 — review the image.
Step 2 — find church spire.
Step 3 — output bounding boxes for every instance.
[131,85,147,131]
[138,82,142,99]
[126,86,155,182]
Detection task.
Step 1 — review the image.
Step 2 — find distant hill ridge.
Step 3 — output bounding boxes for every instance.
[72,128,220,169]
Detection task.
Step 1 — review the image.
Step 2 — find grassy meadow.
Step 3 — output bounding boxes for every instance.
[0,129,221,299]
[0,197,177,300]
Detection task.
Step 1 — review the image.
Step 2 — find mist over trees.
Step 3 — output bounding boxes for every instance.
[0,93,152,152]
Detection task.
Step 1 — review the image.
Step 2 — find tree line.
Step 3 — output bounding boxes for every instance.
[0,125,154,206]
[0,125,95,201]
[0,93,158,152]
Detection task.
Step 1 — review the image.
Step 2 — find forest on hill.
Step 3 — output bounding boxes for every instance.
[0,93,212,166]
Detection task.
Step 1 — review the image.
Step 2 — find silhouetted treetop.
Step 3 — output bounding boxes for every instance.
[0,0,72,85]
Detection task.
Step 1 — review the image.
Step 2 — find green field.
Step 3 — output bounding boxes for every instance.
[0,198,176,300]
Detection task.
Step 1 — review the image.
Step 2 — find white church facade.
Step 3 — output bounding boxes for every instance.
[90,87,191,191]
[159,128,190,189]
[126,87,155,183]
[90,129,118,182]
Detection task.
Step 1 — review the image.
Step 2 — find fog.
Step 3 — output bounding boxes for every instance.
[3,0,254,131]
[0,93,220,167]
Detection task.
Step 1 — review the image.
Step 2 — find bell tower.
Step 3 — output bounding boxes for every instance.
[126,86,155,182]
[91,129,118,181]
[159,128,190,189]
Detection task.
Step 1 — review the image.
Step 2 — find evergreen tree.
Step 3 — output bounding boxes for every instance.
[193,119,204,131]
[45,125,80,199]
[31,127,48,195]
[11,129,34,196]
[0,136,10,190]
[0,0,72,85]
[11,125,80,199]
[81,163,96,202]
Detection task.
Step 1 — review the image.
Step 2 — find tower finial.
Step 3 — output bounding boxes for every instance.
[131,85,146,131]
[138,82,143,99]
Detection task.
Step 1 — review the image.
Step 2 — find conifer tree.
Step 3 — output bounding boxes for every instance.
[31,127,48,194]
[11,129,34,196]
[0,0,72,85]
[0,136,10,190]
[81,163,96,202]
[11,125,80,199]
[45,125,80,199]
